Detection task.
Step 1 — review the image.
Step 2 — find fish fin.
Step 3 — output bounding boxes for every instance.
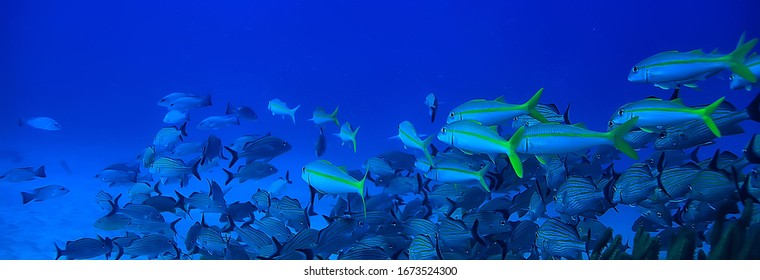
[388,134,400,140]
[654,83,672,90]
[351,126,360,153]
[191,159,201,180]
[494,96,506,102]
[506,126,526,178]
[290,105,301,124]
[54,243,63,260]
[179,122,188,137]
[608,117,639,160]
[669,88,680,100]
[524,88,549,123]
[746,91,760,123]
[224,146,238,168]
[726,37,758,83]
[36,166,46,178]
[225,102,235,115]
[697,96,725,137]
[477,163,492,192]
[223,169,234,186]
[745,134,760,164]
[563,102,572,124]
[331,106,340,127]
[201,95,212,107]
[471,219,486,246]
[21,192,34,204]
[688,49,705,55]
[535,155,548,165]
[421,134,436,164]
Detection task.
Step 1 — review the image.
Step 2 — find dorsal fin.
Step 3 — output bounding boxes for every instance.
[669,88,680,100]
[688,49,705,54]
[494,96,506,103]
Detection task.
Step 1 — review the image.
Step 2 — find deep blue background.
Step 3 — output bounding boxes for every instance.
[1,0,758,259]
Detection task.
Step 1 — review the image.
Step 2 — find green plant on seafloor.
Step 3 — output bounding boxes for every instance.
[589,199,759,260]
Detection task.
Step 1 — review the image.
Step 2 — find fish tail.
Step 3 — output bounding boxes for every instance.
[191,159,201,180]
[477,164,491,192]
[698,96,725,137]
[54,243,63,260]
[223,169,234,186]
[505,126,526,178]
[746,91,760,123]
[359,168,369,218]
[36,165,46,178]
[524,88,549,123]
[225,102,235,115]
[726,37,758,83]
[202,95,212,107]
[179,122,188,137]
[224,146,238,168]
[21,192,34,204]
[608,116,639,160]
[290,105,301,124]
[746,134,760,164]
[331,106,340,127]
[351,126,360,153]
[421,134,436,165]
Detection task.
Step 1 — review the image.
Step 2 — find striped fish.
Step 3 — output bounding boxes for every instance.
[408,234,440,260]
[554,176,606,217]
[447,88,548,125]
[535,219,586,260]
[612,163,659,205]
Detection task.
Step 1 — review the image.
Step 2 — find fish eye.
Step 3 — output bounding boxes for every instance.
[450,112,455,117]
[617,109,624,116]
[729,75,734,81]
[302,167,306,172]
[499,220,506,226]
[553,196,557,201]
[632,66,639,73]
[441,127,447,134]
[608,120,614,127]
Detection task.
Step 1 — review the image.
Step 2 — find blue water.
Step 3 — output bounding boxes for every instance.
[1,0,758,259]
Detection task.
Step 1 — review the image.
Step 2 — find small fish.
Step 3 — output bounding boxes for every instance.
[334,122,360,152]
[535,219,585,260]
[226,134,292,166]
[225,102,257,120]
[301,160,369,216]
[628,36,758,90]
[158,92,191,107]
[610,97,726,137]
[447,88,548,125]
[315,128,326,157]
[18,117,61,131]
[425,160,492,192]
[267,98,300,124]
[393,121,435,163]
[21,185,69,204]
[517,118,640,161]
[611,163,659,205]
[269,171,292,197]
[1,166,46,182]
[425,93,438,123]
[149,157,200,187]
[123,234,177,258]
[438,120,525,178]
[201,135,226,165]
[223,162,278,185]
[167,95,212,111]
[152,123,187,149]
[554,176,606,217]
[308,106,340,127]
[163,110,189,124]
[511,103,568,129]
[197,115,240,130]
[55,237,113,260]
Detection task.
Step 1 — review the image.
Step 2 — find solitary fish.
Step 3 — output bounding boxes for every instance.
[301,160,369,216]
[628,36,758,90]
[425,93,438,123]
[18,117,61,131]
[334,122,360,153]
[21,185,70,204]
[268,99,300,124]
[309,106,340,127]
